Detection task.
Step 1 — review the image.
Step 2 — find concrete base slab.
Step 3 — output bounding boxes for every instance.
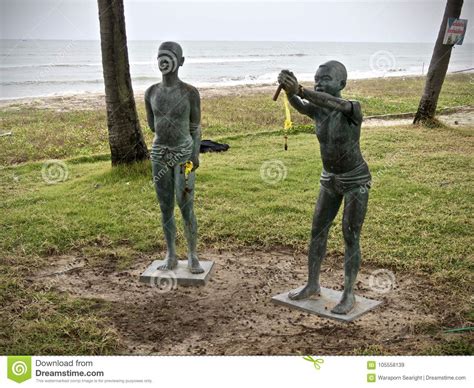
[272,286,382,322]
[139,260,214,287]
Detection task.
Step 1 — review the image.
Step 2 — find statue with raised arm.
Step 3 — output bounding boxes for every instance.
[278,61,371,314]
[145,41,204,274]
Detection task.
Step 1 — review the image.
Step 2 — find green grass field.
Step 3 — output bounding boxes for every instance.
[1,73,472,165]
[1,74,473,355]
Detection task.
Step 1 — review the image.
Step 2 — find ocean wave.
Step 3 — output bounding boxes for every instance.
[185,53,307,64]
[1,79,104,86]
[1,75,160,86]
[0,63,102,70]
[183,57,271,64]
[0,68,428,88]
[133,76,160,82]
[1,54,308,70]
[190,72,316,88]
[3,67,466,94]
[1,72,301,87]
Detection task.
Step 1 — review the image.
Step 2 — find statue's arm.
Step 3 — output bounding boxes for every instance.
[287,94,318,117]
[299,88,353,116]
[189,87,201,170]
[300,89,363,126]
[144,86,155,132]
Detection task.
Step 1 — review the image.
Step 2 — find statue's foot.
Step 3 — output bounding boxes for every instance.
[188,256,204,274]
[331,292,355,315]
[158,255,178,271]
[288,284,321,300]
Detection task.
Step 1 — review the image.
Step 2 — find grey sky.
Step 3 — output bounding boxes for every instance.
[1,0,473,43]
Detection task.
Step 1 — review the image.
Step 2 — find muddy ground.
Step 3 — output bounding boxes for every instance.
[33,248,467,355]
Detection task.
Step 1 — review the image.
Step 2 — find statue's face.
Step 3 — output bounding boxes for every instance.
[157,45,183,75]
[314,66,345,96]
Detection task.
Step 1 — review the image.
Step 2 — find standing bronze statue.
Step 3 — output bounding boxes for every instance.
[278,61,371,314]
[145,42,204,274]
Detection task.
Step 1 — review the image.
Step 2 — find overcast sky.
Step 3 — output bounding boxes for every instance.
[1,0,473,43]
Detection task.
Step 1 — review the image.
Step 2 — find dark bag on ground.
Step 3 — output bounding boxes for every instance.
[200,140,230,153]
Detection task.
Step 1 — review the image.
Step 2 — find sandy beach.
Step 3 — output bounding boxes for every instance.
[0,83,278,111]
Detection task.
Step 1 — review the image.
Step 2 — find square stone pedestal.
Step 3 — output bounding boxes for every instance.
[140,260,214,287]
[272,286,382,322]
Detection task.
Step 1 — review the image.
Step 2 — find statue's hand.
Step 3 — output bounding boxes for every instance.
[191,156,199,171]
[278,70,299,96]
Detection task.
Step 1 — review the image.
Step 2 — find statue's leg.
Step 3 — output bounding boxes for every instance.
[289,186,343,300]
[174,165,204,274]
[331,187,369,314]
[152,162,178,270]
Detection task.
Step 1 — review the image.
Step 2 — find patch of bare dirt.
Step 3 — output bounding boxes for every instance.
[363,107,474,128]
[34,249,467,355]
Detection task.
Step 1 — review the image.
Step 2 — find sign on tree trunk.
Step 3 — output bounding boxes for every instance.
[443,18,468,45]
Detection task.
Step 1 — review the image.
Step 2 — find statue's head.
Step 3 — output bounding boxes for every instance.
[314,60,347,96]
[157,41,184,75]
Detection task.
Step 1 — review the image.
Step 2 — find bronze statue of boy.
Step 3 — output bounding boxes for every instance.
[145,42,204,274]
[278,61,371,314]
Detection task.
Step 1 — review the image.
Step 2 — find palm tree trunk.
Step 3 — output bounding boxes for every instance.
[97,0,149,165]
[413,0,464,125]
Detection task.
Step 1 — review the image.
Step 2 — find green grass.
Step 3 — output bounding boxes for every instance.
[1,73,473,165]
[423,338,474,356]
[1,74,473,355]
[0,277,120,355]
[2,125,473,279]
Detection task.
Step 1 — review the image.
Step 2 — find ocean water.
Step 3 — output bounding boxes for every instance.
[1,40,473,100]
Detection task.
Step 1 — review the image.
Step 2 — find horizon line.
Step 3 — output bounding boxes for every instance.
[0,38,461,44]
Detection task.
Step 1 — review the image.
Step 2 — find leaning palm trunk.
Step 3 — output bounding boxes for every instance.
[413,0,464,125]
[97,0,149,165]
